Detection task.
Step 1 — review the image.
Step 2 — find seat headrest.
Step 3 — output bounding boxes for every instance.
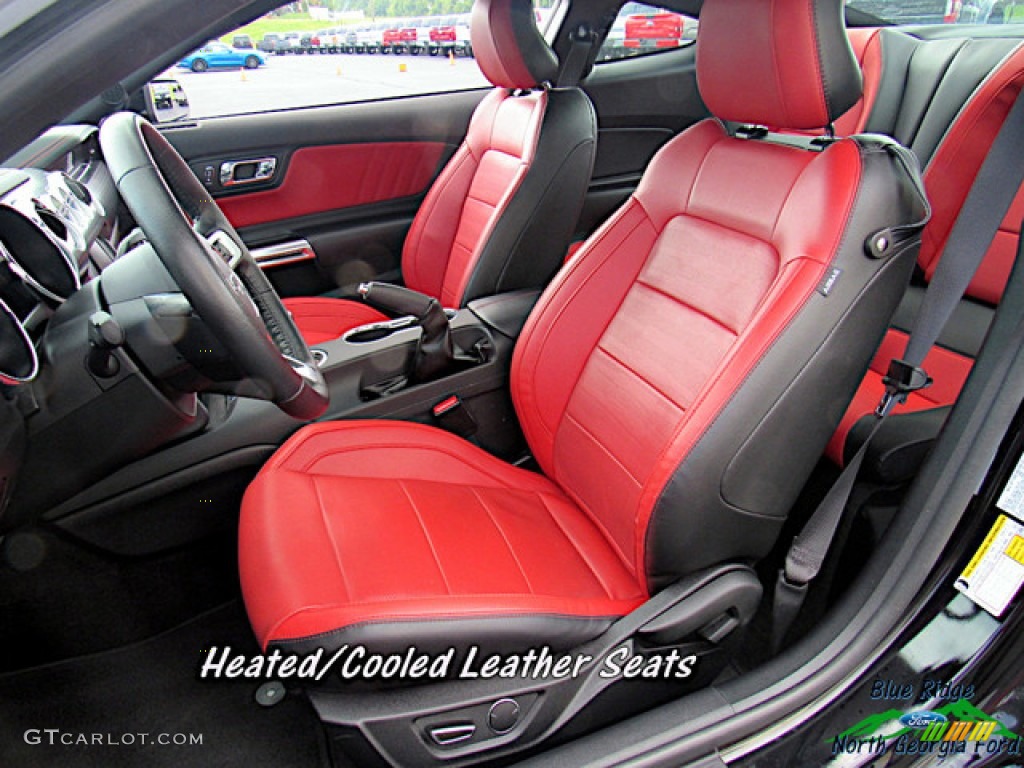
[697,0,862,130]
[471,0,559,89]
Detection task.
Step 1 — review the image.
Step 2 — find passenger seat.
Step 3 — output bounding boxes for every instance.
[284,0,597,344]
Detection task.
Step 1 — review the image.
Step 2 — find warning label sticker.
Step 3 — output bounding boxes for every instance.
[956,514,1024,617]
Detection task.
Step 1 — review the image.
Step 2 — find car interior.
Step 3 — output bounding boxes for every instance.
[0,0,1022,766]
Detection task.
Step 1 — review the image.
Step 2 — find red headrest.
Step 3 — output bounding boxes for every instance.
[471,0,559,89]
[697,0,863,130]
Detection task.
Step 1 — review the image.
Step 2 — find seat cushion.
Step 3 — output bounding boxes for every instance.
[240,420,646,654]
[282,297,389,345]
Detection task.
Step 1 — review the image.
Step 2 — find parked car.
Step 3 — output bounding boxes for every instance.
[256,32,280,53]
[343,26,359,53]
[276,31,299,53]
[623,9,697,52]
[429,14,472,57]
[403,17,438,55]
[297,32,320,54]
[380,19,408,54]
[353,22,386,53]
[177,42,264,72]
[231,33,254,49]
[318,28,341,53]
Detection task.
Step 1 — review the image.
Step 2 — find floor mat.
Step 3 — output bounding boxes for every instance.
[0,602,328,768]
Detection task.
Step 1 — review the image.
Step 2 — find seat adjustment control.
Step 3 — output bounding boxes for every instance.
[428,723,476,747]
[487,698,521,734]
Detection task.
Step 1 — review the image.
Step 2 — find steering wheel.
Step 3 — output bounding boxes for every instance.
[98,112,328,420]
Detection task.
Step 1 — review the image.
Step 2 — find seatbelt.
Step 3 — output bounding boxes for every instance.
[556,23,595,88]
[772,88,1024,651]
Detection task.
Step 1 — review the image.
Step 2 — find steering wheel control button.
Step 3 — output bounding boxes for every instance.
[487,698,521,734]
[428,723,476,747]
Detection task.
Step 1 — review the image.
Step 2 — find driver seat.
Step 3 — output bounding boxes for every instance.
[282,0,597,345]
[240,0,926,760]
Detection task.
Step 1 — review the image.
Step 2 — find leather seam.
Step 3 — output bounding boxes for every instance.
[594,344,688,415]
[635,276,743,337]
[399,480,453,595]
[470,487,536,595]
[562,411,644,489]
[310,474,353,604]
[534,491,624,599]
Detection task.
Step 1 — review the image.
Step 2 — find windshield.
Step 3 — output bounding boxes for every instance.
[847,0,1021,25]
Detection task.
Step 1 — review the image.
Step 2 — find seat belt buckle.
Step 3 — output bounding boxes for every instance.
[432,395,477,438]
[876,358,932,417]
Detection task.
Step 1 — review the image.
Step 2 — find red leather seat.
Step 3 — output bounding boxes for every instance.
[826,40,1024,475]
[241,0,926,659]
[283,0,597,345]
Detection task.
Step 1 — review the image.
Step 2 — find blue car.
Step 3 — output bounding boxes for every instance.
[178,42,264,72]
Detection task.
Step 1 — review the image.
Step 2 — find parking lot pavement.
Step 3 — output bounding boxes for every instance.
[169,52,490,119]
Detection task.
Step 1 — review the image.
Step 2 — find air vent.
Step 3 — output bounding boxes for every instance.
[0,206,79,302]
[35,207,68,241]
[61,174,92,205]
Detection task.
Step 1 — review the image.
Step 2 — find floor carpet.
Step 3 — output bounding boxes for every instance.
[0,601,329,768]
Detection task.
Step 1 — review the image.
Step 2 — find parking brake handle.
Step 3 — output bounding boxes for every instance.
[358,282,454,382]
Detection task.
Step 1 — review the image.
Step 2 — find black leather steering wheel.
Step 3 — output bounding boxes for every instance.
[98,112,328,420]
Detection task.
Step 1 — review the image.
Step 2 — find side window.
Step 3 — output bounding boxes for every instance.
[168,1,564,120]
[597,2,698,63]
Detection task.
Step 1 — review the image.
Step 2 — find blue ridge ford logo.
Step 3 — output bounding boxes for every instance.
[899,711,948,729]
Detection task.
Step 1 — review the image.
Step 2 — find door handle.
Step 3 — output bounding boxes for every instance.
[219,157,277,187]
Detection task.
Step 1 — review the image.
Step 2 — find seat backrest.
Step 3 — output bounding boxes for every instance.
[400,0,597,308]
[825,30,1024,467]
[511,0,927,593]
[834,28,1024,302]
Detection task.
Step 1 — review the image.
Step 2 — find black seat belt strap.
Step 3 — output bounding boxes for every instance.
[556,23,595,88]
[772,88,1024,651]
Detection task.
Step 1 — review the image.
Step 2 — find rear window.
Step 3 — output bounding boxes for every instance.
[846,0,1020,25]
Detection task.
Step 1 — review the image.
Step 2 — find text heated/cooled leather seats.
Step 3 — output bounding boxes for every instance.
[239,0,927,674]
[282,0,597,345]
[826,28,1024,482]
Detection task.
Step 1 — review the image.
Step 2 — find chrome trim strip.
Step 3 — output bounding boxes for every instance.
[0,298,39,384]
[250,239,316,269]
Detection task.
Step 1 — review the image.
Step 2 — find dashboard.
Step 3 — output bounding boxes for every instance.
[0,125,216,525]
[0,127,117,349]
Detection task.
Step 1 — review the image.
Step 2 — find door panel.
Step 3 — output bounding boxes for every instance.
[216,142,449,228]
[160,89,485,297]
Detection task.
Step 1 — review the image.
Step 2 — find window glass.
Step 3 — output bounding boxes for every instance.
[846,0,1021,24]
[596,2,697,63]
[166,1,558,120]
